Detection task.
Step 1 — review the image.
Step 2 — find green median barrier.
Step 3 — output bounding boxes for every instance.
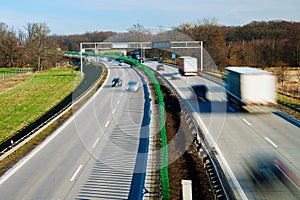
[119,56,170,200]
[72,53,171,199]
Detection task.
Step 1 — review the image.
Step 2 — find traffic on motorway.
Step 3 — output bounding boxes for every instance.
[144,60,300,200]
[0,59,150,199]
[0,55,299,200]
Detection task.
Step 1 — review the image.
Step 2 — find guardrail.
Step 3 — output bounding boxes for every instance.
[148,68,234,200]
[97,54,231,199]
[75,52,171,200]
[66,52,233,199]
[116,56,171,200]
[0,63,105,161]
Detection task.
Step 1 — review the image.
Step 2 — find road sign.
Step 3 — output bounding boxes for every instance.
[152,41,171,49]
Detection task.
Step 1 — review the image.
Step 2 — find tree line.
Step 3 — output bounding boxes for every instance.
[0,22,61,71]
[0,22,114,71]
[1,20,299,71]
[175,19,300,68]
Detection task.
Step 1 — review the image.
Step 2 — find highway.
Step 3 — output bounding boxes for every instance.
[0,60,147,199]
[144,61,300,200]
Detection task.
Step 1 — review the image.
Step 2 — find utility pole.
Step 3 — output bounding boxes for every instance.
[80,43,83,78]
[200,41,203,71]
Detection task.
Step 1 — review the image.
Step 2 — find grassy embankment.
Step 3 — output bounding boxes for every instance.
[0,67,82,144]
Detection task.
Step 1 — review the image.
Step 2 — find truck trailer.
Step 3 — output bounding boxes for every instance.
[178,56,198,76]
[225,67,276,111]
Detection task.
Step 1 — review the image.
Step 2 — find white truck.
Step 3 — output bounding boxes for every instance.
[178,56,198,76]
[225,67,277,111]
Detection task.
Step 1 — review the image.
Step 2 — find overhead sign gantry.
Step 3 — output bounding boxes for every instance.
[79,40,204,77]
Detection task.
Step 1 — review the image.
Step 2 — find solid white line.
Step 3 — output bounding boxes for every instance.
[0,125,62,185]
[242,119,252,126]
[264,137,278,148]
[105,120,110,127]
[92,138,100,148]
[175,86,248,200]
[70,165,82,182]
[0,62,110,185]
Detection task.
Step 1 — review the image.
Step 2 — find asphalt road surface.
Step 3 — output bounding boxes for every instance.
[145,61,300,200]
[0,60,147,199]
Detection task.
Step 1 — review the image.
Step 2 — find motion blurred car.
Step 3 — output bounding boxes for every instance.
[156,64,164,71]
[242,151,300,196]
[171,73,181,80]
[126,81,139,92]
[112,77,122,87]
[118,60,124,66]
[191,84,208,101]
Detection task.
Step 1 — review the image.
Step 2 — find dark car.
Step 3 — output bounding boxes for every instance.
[156,64,164,71]
[191,84,208,101]
[118,60,124,66]
[112,77,122,87]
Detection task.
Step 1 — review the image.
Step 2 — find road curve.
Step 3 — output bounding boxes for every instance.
[0,60,147,199]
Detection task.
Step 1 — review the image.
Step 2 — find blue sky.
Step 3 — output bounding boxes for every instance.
[1,0,299,35]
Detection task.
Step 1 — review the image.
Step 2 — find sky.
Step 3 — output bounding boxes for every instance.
[1,0,299,35]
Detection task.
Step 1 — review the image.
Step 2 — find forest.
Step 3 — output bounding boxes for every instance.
[0,20,299,70]
[175,20,300,68]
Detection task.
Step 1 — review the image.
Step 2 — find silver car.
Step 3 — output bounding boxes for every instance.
[126,81,139,92]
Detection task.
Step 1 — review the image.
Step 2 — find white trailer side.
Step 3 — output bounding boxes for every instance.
[226,67,276,110]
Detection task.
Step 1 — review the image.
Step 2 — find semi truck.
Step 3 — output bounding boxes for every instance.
[178,56,198,76]
[225,67,276,111]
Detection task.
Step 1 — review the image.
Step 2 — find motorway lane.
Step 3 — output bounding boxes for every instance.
[145,61,300,199]
[0,60,145,199]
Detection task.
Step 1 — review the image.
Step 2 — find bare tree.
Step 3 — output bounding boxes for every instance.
[24,23,51,71]
[276,66,288,88]
[0,23,19,68]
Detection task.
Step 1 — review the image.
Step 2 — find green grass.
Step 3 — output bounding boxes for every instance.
[277,93,300,109]
[0,68,82,144]
[0,68,32,72]
[0,68,32,80]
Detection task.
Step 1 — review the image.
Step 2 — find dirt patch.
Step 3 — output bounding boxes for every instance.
[0,74,31,94]
[266,67,300,99]
[157,77,214,200]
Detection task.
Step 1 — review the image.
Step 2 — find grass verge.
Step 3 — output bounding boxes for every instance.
[277,93,300,109]
[0,66,107,177]
[0,68,82,144]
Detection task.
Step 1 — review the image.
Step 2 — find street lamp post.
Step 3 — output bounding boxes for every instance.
[80,43,83,78]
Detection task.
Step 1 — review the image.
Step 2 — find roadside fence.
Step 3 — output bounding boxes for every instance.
[0,68,33,81]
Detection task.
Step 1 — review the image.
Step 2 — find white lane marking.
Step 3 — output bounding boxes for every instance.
[105,120,110,127]
[0,62,110,185]
[174,84,248,200]
[242,119,252,126]
[70,165,82,182]
[121,93,123,96]
[217,98,222,102]
[117,100,120,105]
[92,138,100,148]
[264,137,278,148]
[112,108,116,114]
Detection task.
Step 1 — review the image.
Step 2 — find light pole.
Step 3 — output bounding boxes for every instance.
[80,43,83,78]
[200,41,203,71]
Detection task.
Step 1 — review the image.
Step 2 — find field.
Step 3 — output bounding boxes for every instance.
[0,68,32,81]
[0,68,81,144]
[266,67,300,99]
